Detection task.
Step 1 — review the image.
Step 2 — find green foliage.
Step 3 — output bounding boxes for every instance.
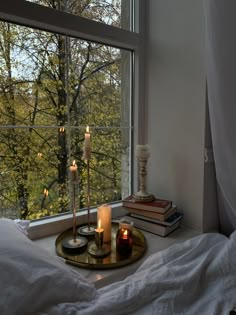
[0,1,130,220]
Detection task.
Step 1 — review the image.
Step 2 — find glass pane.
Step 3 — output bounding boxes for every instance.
[26,0,133,31]
[0,25,67,127]
[0,21,132,220]
[0,127,70,219]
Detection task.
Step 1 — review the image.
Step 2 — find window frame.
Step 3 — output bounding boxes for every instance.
[0,0,146,238]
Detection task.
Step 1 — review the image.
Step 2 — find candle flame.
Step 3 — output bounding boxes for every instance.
[123,229,128,236]
[86,125,89,133]
[44,188,48,197]
[98,219,101,229]
[72,160,76,166]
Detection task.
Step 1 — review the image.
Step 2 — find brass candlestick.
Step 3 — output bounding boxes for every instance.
[78,159,95,236]
[88,223,111,258]
[61,162,87,251]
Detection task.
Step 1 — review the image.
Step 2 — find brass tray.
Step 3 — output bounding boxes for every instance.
[55,221,147,269]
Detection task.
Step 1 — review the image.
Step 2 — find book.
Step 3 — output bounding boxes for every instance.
[123,215,182,237]
[130,210,183,227]
[123,205,177,221]
[122,195,172,214]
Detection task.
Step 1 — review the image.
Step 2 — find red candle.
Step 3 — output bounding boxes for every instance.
[116,228,132,256]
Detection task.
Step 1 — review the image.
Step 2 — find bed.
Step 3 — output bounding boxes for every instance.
[1,218,236,315]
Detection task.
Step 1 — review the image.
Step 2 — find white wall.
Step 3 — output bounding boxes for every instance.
[145,0,206,231]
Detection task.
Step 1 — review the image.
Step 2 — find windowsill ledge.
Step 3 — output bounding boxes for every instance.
[33,222,200,289]
[28,203,127,240]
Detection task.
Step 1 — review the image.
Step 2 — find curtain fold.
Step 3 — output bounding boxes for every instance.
[204,0,236,235]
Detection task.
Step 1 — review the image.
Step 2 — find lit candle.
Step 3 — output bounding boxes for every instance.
[97,204,112,243]
[95,219,104,249]
[95,218,104,233]
[83,125,91,160]
[116,227,133,256]
[122,229,128,239]
[43,188,48,197]
[136,144,150,159]
[70,160,78,183]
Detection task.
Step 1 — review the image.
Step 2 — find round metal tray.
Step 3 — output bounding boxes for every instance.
[55,221,147,269]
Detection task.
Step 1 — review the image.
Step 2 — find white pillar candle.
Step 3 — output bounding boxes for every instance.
[83,126,91,160]
[136,144,150,159]
[97,204,112,243]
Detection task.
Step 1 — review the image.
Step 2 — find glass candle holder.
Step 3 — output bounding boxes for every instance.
[116,219,133,256]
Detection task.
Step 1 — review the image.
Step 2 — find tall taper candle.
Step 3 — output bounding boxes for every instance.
[83,126,91,160]
[70,160,78,183]
[97,204,112,243]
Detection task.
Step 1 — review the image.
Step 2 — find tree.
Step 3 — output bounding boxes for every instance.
[0,0,128,220]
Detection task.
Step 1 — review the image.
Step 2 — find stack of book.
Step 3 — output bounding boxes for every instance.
[122,195,183,237]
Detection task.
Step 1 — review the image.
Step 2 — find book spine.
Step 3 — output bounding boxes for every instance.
[130,209,182,227]
[131,217,181,237]
[124,216,165,236]
[122,200,171,214]
[124,206,176,221]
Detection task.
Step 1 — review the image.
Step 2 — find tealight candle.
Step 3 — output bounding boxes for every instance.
[97,204,112,243]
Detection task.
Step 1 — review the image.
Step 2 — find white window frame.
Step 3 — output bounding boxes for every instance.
[0,0,146,239]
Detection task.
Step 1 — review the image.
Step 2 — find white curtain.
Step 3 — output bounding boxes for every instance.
[204,0,236,235]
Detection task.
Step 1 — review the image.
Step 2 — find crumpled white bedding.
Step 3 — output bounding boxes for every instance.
[44,231,236,315]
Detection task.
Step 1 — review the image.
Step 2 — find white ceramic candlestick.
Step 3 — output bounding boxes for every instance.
[134,144,154,202]
[97,204,112,243]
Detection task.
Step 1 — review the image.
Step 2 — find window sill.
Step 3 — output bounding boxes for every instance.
[28,203,127,240]
[33,224,200,288]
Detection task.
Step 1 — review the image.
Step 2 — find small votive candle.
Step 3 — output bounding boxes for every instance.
[95,219,104,249]
[116,219,133,256]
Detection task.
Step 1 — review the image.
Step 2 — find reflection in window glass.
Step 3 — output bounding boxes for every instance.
[0,22,132,220]
[25,0,132,31]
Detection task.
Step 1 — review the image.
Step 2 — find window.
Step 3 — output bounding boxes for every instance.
[26,0,133,31]
[0,0,143,222]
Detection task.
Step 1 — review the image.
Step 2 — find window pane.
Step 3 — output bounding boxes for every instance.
[0,21,132,220]
[25,0,133,31]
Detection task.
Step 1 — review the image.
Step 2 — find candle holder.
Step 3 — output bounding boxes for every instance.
[88,226,111,258]
[116,219,133,257]
[133,144,154,202]
[61,164,87,252]
[78,159,96,236]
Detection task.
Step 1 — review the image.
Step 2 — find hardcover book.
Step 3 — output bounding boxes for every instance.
[122,215,182,237]
[122,195,172,214]
[123,205,176,221]
[130,210,183,227]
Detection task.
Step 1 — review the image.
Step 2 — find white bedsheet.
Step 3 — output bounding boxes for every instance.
[43,231,236,315]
